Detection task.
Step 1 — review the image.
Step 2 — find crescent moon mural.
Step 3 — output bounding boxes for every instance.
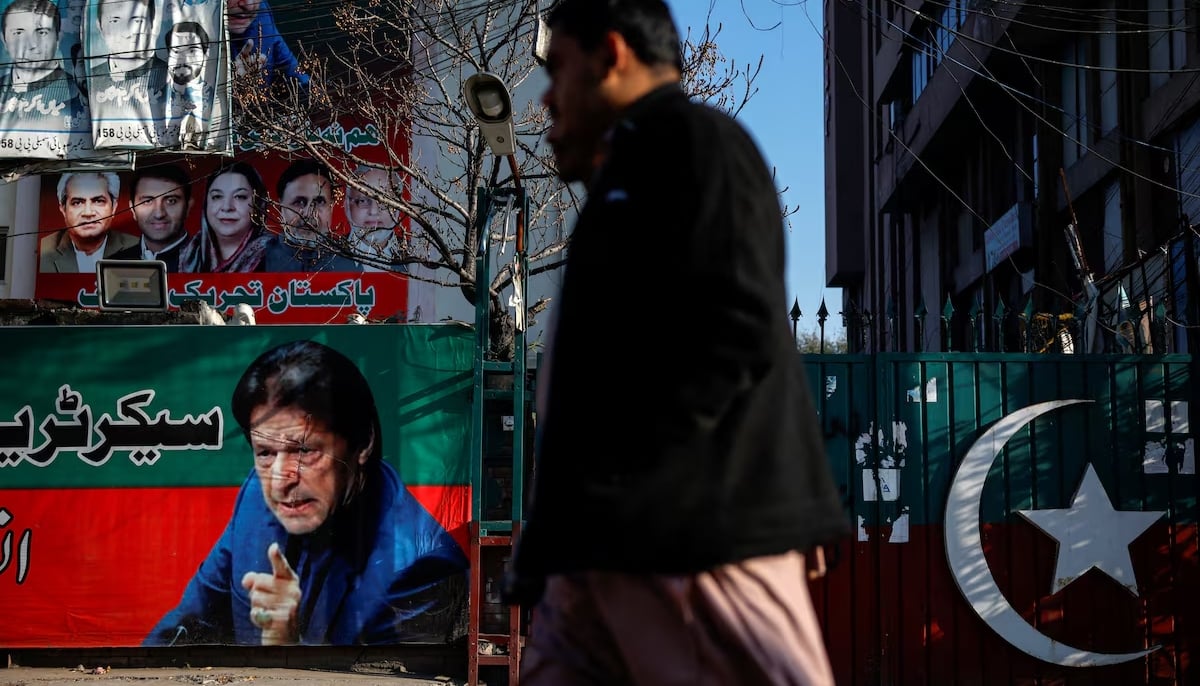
[944,399,1158,667]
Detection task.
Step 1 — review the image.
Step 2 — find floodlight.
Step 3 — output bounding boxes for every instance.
[463,72,516,156]
[96,259,169,312]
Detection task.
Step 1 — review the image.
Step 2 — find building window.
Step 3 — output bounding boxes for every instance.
[1062,38,1097,167]
[1101,180,1123,274]
[911,0,967,105]
[1031,131,1040,199]
[1176,117,1200,227]
[1098,6,1118,135]
[1149,0,1187,92]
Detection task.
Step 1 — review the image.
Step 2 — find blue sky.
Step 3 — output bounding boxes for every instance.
[666,0,844,338]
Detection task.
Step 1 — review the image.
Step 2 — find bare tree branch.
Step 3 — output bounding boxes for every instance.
[233,0,761,357]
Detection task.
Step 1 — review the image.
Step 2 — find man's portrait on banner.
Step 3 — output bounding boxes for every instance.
[0,0,88,158]
[87,0,167,148]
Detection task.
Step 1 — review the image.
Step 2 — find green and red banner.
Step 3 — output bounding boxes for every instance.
[0,324,473,647]
[805,354,1199,685]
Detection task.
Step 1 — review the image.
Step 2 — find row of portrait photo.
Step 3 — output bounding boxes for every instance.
[38,156,408,274]
[0,0,303,157]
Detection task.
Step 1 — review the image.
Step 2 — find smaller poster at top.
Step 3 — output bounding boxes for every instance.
[0,0,92,159]
[84,0,228,151]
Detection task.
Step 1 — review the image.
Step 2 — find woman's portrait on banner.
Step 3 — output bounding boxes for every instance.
[178,160,273,272]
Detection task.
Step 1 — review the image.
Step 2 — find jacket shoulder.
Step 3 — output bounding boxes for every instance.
[107,231,140,253]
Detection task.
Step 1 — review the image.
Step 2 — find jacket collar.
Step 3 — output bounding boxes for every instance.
[587,82,685,190]
[617,82,685,127]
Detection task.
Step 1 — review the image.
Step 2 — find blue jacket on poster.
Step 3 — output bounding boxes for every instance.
[144,460,467,646]
[231,0,310,86]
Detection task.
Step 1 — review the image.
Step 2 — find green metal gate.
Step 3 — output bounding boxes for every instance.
[801,353,1197,686]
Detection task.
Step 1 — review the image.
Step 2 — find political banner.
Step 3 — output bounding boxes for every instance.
[0,325,473,647]
[33,117,417,323]
[0,0,230,160]
[84,0,229,151]
[0,0,92,159]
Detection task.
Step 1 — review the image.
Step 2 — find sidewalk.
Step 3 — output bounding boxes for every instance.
[0,665,469,686]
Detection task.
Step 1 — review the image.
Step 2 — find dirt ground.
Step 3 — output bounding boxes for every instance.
[0,665,471,686]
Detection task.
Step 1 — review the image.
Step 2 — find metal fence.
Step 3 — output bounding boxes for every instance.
[802,229,1199,356]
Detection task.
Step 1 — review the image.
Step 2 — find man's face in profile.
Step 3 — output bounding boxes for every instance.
[60,174,115,242]
[280,173,333,236]
[4,9,59,76]
[226,0,260,36]
[541,29,611,184]
[346,168,399,230]
[168,30,205,85]
[98,0,153,62]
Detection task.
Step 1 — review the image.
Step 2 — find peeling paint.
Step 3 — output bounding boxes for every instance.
[854,432,870,466]
[1143,441,1169,474]
[1143,399,1192,475]
[863,468,900,502]
[1145,399,1165,433]
[825,375,837,399]
[906,377,938,403]
[889,511,910,543]
[1171,401,1189,433]
[855,421,910,468]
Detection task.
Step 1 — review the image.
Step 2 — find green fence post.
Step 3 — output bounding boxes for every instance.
[818,299,829,355]
[968,295,982,352]
[942,295,955,352]
[887,297,898,351]
[914,296,927,353]
[1022,295,1035,353]
[790,298,802,348]
[994,297,1008,353]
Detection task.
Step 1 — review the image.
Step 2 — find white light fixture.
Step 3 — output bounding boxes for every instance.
[463,72,516,156]
[95,259,169,311]
[533,13,551,64]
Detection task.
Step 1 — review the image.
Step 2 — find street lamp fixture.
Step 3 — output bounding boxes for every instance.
[463,72,516,156]
[95,259,169,311]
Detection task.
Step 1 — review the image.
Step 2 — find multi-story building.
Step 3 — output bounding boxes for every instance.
[825,0,1200,353]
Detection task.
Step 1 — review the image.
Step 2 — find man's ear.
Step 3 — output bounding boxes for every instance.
[356,430,376,465]
[599,29,635,77]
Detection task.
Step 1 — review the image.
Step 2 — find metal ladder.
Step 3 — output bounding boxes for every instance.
[467,186,530,686]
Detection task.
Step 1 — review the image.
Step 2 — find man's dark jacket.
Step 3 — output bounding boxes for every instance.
[111,238,186,272]
[508,84,848,602]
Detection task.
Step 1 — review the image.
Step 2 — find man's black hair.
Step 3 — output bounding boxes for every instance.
[232,340,382,465]
[129,164,190,204]
[276,158,336,199]
[168,21,210,50]
[97,0,155,25]
[2,0,61,36]
[547,0,682,72]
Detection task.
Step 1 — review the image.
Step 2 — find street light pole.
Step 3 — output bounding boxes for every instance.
[463,71,529,684]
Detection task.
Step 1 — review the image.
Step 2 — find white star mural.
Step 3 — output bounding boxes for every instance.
[1017,464,1166,596]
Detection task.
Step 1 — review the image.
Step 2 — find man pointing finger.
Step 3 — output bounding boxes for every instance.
[242,542,300,645]
[145,341,468,647]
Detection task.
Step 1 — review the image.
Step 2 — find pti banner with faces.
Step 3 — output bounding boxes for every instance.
[32,119,414,323]
[0,0,231,159]
[0,325,473,647]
